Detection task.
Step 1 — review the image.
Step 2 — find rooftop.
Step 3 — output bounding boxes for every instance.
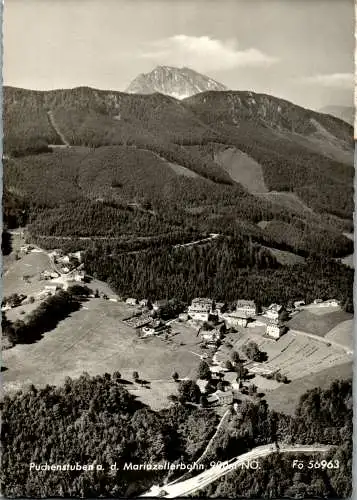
[236,300,255,308]
[191,297,213,304]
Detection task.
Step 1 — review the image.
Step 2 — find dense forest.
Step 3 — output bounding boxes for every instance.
[1,377,352,498]
[0,373,218,497]
[83,237,353,311]
[3,146,353,259]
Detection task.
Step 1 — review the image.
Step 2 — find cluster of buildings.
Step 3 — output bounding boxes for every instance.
[125,298,149,308]
[43,271,86,295]
[187,297,285,340]
[199,326,223,347]
[123,312,153,329]
[20,244,35,254]
[122,294,341,343]
[123,310,169,337]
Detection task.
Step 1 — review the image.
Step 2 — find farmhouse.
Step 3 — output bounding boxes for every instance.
[20,245,33,254]
[40,270,60,280]
[200,328,221,345]
[188,298,213,322]
[197,379,210,394]
[214,302,226,318]
[126,298,138,306]
[142,319,168,336]
[209,365,227,377]
[45,284,62,295]
[235,300,256,317]
[206,393,219,405]
[139,299,149,307]
[69,251,84,262]
[294,300,305,309]
[266,319,283,339]
[224,311,250,328]
[264,303,283,320]
[152,299,169,312]
[214,389,234,405]
[74,270,85,282]
[322,299,340,307]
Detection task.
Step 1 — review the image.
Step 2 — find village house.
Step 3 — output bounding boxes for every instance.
[224,311,250,328]
[294,300,305,309]
[69,251,84,262]
[313,298,323,304]
[126,298,138,306]
[74,270,85,282]
[235,300,256,317]
[40,270,60,280]
[139,299,149,308]
[45,283,63,295]
[152,299,169,313]
[197,379,210,394]
[20,245,33,254]
[321,299,340,307]
[264,303,283,320]
[214,389,234,405]
[209,365,227,378]
[142,319,168,336]
[214,302,226,318]
[200,327,221,345]
[179,312,189,322]
[266,319,284,339]
[188,298,213,322]
[206,393,219,405]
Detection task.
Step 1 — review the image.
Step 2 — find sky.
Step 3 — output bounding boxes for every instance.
[3,0,354,110]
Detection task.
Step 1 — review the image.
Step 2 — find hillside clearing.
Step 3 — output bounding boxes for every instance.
[325,319,353,350]
[261,246,305,265]
[216,327,351,385]
[256,191,315,214]
[3,251,52,297]
[214,147,268,193]
[165,161,200,178]
[287,309,352,337]
[264,361,352,415]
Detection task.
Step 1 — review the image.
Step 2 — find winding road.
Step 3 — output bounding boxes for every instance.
[141,443,333,498]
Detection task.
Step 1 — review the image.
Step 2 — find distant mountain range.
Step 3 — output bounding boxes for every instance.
[125,65,227,99]
[319,105,354,126]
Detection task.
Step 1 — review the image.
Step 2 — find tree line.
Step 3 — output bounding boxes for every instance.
[2,285,91,347]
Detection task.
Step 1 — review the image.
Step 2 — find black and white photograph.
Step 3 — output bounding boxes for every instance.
[1,0,354,497]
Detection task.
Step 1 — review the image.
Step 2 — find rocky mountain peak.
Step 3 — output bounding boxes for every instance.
[125,65,228,99]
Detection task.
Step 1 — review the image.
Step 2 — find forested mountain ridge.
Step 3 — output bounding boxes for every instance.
[3,85,353,221]
[3,85,354,304]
